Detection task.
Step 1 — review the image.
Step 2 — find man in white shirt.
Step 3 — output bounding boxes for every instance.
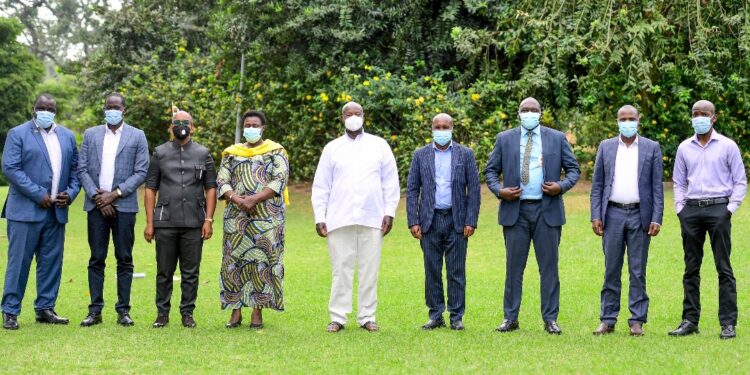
[312,101,400,333]
[589,105,664,337]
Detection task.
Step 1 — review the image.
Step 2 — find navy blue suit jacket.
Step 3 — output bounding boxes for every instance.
[1,120,80,223]
[406,142,481,233]
[484,126,580,227]
[590,136,664,230]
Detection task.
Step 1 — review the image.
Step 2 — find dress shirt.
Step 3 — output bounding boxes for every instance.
[37,122,62,197]
[609,136,640,204]
[99,125,123,192]
[312,132,400,233]
[519,125,543,200]
[673,131,747,213]
[433,142,452,209]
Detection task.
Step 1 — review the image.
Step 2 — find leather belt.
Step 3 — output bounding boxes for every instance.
[686,197,729,207]
[608,201,640,209]
[520,199,542,204]
[435,208,452,214]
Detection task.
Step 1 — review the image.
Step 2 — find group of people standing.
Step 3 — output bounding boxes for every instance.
[1,93,289,330]
[1,93,745,341]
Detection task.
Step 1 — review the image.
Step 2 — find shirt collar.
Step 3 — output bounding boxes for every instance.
[35,121,57,133]
[106,124,124,135]
[344,131,365,142]
[691,130,720,145]
[618,135,639,147]
[432,141,453,151]
[521,125,541,138]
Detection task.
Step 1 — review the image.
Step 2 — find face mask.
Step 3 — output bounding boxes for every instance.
[519,112,540,130]
[243,127,262,143]
[104,110,123,125]
[692,116,712,135]
[172,125,190,140]
[35,111,55,129]
[345,115,364,132]
[432,130,452,146]
[618,121,638,138]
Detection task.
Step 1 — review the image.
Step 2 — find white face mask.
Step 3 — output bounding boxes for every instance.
[345,115,364,131]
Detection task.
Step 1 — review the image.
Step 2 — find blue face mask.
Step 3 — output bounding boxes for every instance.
[105,110,123,125]
[519,112,541,130]
[35,110,55,129]
[692,116,712,135]
[432,130,452,146]
[243,127,263,143]
[618,121,638,138]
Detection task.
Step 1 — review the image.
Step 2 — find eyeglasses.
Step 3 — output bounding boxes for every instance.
[172,119,190,126]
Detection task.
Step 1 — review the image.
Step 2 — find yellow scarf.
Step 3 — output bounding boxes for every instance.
[222,140,290,205]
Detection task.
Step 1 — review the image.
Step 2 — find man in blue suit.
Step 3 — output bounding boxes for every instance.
[77,93,149,327]
[1,94,80,330]
[485,97,580,334]
[590,105,663,336]
[406,113,481,331]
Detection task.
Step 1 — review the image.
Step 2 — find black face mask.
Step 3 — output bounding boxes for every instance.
[173,125,190,140]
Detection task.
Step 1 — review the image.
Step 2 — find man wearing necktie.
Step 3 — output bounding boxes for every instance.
[485,97,580,335]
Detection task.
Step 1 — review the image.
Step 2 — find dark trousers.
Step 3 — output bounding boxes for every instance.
[600,206,650,326]
[87,209,136,314]
[2,210,65,315]
[155,228,203,316]
[420,209,467,322]
[678,203,737,326]
[502,201,561,322]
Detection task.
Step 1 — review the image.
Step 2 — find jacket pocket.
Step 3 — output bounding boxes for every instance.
[194,165,206,181]
[155,195,170,221]
[197,198,206,221]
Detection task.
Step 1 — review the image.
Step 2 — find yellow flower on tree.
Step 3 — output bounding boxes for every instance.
[363,80,370,86]
[471,93,481,102]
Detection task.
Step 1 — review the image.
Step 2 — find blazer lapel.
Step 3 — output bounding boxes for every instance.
[540,127,552,178]
[606,138,618,185]
[637,137,645,179]
[427,145,436,191]
[116,123,132,156]
[30,122,52,171]
[510,128,521,184]
[95,125,105,162]
[450,142,459,181]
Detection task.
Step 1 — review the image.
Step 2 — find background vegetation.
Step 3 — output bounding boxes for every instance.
[2,0,750,182]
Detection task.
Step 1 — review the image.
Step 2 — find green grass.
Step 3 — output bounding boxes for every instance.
[0,184,748,374]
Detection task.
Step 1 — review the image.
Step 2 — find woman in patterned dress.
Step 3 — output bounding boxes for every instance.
[217,110,289,329]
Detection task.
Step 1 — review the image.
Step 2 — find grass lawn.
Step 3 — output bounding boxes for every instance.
[0,184,748,374]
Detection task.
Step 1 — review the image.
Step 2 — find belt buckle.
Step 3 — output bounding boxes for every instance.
[698,199,712,207]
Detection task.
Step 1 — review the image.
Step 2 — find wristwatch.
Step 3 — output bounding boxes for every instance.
[116,188,123,197]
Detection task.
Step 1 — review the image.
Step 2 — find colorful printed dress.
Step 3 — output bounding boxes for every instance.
[218,141,289,311]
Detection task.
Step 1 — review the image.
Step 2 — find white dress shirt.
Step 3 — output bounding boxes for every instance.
[609,136,640,204]
[312,132,400,233]
[99,125,123,192]
[37,122,62,197]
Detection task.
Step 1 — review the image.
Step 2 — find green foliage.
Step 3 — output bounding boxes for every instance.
[0,17,44,148]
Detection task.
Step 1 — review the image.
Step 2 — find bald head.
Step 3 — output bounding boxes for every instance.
[692,100,716,117]
[342,101,363,115]
[617,105,639,122]
[519,97,541,113]
[432,113,454,130]
[173,110,193,125]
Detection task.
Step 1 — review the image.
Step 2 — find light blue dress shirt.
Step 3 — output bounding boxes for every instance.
[519,126,543,200]
[434,142,453,209]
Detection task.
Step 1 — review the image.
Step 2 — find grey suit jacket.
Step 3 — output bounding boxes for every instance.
[590,136,664,230]
[484,126,580,227]
[406,142,481,233]
[77,123,149,213]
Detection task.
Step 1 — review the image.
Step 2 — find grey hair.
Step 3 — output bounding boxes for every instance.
[342,101,363,114]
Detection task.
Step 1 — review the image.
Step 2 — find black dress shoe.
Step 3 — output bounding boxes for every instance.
[117,313,134,327]
[35,310,69,324]
[668,320,699,336]
[80,314,102,327]
[544,320,562,335]
[720,325,736,340]
[450,320,465,331]
[421,318,446,330]
[153,315,169,328]
[182,314,196,328]
[3,313,19,330]
[495,319,519,332]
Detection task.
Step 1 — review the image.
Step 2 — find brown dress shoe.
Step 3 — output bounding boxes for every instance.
[152,315,169,328]
[360,321,379,332]
[593,322,615,335]
[630,323,644,336]
[182,314,196,328]
[326,321,344,333]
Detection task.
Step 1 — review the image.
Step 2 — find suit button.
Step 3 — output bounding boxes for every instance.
[182,184,185,188]
[181,160,184,164]
[181,170,184,175]
[182,198,187,202]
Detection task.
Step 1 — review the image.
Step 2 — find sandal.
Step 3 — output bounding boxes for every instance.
[360,321,379,332]
[327,321,345,333]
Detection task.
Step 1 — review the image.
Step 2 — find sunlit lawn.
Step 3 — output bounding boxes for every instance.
[0,184,747,373]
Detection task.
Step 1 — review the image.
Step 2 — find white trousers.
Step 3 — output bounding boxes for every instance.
[327,225,383,325]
